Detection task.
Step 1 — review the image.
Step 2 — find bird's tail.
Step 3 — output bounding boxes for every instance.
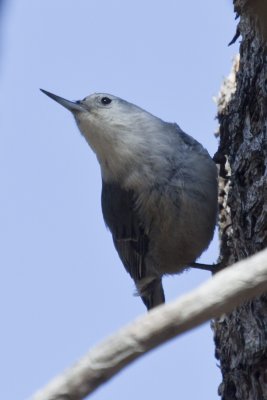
[138,278,165,311]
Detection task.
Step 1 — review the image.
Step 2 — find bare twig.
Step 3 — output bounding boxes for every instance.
[30,248,267,400]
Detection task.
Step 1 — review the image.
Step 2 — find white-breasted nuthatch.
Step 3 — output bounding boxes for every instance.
[41,89,218,310]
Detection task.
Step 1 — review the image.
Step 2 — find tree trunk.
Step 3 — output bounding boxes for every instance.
[213,1,267,399]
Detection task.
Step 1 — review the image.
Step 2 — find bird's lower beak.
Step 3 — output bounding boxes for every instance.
[40,89,85,113]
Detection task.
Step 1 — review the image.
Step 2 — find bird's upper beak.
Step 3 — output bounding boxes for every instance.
[40,89,85,113]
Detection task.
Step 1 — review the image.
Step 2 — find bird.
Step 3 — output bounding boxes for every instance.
[41,89,218,311]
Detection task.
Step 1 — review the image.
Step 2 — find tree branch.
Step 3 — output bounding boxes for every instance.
[30,248,267,400]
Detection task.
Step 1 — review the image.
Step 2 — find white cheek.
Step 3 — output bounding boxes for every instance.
[76,114,105,152]
[75,114,124,178]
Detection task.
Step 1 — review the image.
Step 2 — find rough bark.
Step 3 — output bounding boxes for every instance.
[213,1,267,399]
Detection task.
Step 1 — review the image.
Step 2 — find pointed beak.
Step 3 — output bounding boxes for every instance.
[40,89,85,113]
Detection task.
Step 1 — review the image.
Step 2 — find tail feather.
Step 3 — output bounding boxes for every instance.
[140,278,165,310]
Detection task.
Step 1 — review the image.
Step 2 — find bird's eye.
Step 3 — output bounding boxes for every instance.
[101,97,112,105]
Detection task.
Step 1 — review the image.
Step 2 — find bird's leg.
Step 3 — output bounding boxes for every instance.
[189,261,224,274]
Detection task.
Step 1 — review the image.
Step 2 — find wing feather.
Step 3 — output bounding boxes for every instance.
[101,180,148,282]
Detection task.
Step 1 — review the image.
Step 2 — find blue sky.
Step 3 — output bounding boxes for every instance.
[0,1,238,399]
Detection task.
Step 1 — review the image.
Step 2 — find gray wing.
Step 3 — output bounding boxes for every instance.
[101,180,148,282]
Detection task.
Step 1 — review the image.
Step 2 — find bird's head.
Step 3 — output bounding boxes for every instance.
[41,90,166,184]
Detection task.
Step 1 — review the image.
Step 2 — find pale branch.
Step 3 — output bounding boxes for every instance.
[30,248,267,400]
